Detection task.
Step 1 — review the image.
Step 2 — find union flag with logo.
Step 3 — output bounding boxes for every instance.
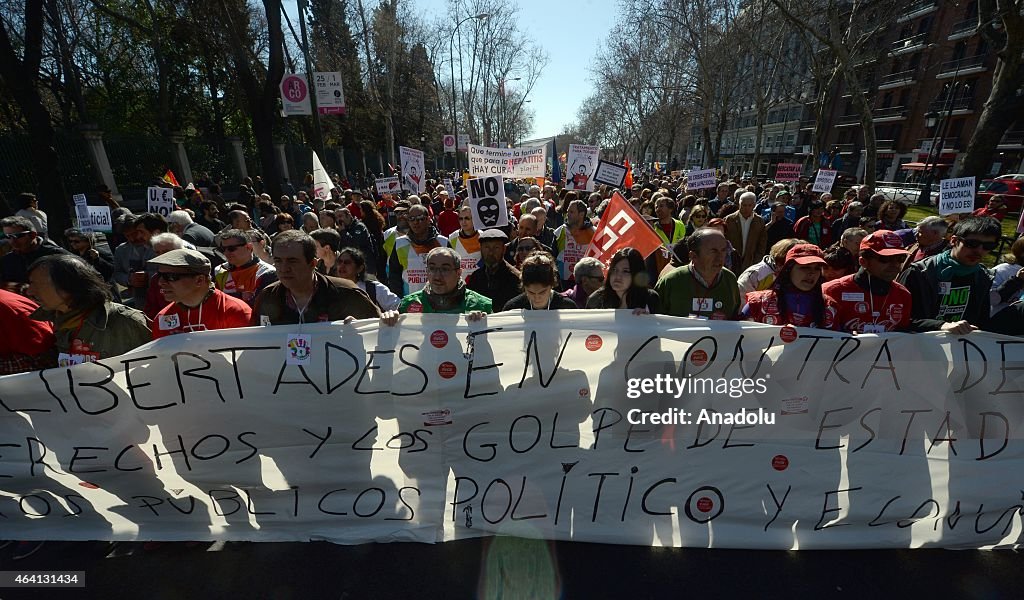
[585,191,663,265]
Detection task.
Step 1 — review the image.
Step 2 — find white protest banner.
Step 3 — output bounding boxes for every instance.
[73,193,87,208]
[687,168,717,190]
[400,146,426,193]
[457,134,470,151]
[2,313,1024,549]
[468,144,546,178]
[467,175,508,230]
[775,163,803,182]
[147,186,175,217]
[938,176,976,216]
[85,206,112,233]
[564,144,600,192]
[813,169,837,193]
[443,178,456,198]
[280,73,312,116]
[443,135,456,154]
[73,194,91,232]
[593,160,627,189]
[375,177,401,195]
[311,151,333,201]
[314,71,346,115]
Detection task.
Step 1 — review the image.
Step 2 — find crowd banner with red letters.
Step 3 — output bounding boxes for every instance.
[586,192,663,264]
[468,144,546,178]
[1,313,1023,549]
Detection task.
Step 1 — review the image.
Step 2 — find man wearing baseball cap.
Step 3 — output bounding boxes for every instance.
[821,231,914,333]
[742,244,828,328]
[149,248,252,339]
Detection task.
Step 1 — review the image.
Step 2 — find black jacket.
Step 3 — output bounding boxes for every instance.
[898,254,993,331]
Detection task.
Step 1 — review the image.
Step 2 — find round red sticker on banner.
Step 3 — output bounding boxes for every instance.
[430,330,448,348]
[772,455,789,471]
[585,335,603,351]
[691,349,708,367]
[438,362,457,379]
[696,497,714,512]
[780,325,798,343]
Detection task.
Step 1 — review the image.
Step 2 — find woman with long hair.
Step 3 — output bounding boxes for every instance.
[741,244,827,327]
[334,247,400,311]
[685,205,709,235]
[585,247,660,314]
[502,252,578,311]
[358,199,388,276]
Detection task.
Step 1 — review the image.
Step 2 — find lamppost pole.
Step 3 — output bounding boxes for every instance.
[449,13,489,175]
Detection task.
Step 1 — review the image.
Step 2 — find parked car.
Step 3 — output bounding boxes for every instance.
[977,175,1024,211]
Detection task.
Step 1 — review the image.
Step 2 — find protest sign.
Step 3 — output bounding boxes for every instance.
[468,144,546,178]
[443,178,456,198]
[2,314,1023,549]
[85,206,112,233]
[375,177,400,195]
[314,71,345,115]
[467,175,508,230]
[400,146,426,194]
[593,161,628,189]
[280,73,312,116]
[147,187,175,217]
[687,169,717,190]
[564,145,599,192]
[73,194,90,232]
[938,176,976,216]
[586,192,662,264]
[775,163,803,182]
[812,169,837,193]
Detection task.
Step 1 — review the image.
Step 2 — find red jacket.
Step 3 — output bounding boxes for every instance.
[793,216,833,248]
[822,272,911,333]
[743,289,822,327]
[153,289,252,339]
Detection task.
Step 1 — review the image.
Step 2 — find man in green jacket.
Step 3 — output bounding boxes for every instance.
[399,247,492,316]
[654,228,740,320]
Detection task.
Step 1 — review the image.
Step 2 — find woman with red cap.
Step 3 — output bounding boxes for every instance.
[741,243,828,328]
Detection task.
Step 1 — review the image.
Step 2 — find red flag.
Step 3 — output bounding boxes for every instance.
[162,169,180,187]
[623,159,633,189]
[586,191,663,264]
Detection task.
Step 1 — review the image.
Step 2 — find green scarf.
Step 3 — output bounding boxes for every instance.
[934,250,979,281]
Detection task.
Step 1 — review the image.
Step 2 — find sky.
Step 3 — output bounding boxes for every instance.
[285,0,615,140]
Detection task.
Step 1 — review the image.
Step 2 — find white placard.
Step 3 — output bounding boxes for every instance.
[457,134,470,151]
[812,169,837,193]
[81,206,112,233]
[375,177,400,195]
[593,160,627,188]
[467,175,508,230]
[938,176,976,215]
[468,144,546,178]
[147,186,175,217]
[400,146,426,194]
[565,144,600,192]
[687,168,718,190]
[314,71,346,115]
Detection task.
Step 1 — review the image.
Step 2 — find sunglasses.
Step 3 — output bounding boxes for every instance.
[157,272,195,282]
[959,239,998,251]
[3,231,32,240]
[220,243,247,252]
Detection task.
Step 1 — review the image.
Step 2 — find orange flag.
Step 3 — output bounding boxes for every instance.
[623,159,633,189]
[162,169,180,187]
[586,191,662,264]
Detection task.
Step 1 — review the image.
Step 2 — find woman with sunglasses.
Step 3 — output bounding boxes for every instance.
[502,252,577,311]
[585,247,660,314]
[685,205,709,235]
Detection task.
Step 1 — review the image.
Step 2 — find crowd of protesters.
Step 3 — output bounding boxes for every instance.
[0,167,1022,558]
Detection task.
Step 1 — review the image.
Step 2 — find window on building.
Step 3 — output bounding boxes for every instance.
[899,89,910,107]
[953,41,967,61]
[882,92,894,108]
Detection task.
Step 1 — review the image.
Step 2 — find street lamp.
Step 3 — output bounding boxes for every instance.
[449,12,489,174]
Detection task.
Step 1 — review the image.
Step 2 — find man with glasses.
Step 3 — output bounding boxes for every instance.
[149,248,251,339]
[387,204,447,297]
[213,229,278,307]
[822,231,914,333]
[0,216,70,290]
[399,247,492,314]
[898,216,999,333]
[450,206,481,281]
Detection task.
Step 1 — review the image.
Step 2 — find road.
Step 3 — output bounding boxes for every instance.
[3,539,1023,598]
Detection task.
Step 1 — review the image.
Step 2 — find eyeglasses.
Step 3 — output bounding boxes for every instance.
[409,216,429,223]
[426,266,457,275]
[959,239,998,251]
[157,272,194,282]
[220,243,247,253]
[3,231,32,240]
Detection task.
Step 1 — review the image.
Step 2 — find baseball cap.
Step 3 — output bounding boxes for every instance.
[147,248,212,273]
[859,230,908,256]
[785,244,827,266]
[478,228,508,241]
